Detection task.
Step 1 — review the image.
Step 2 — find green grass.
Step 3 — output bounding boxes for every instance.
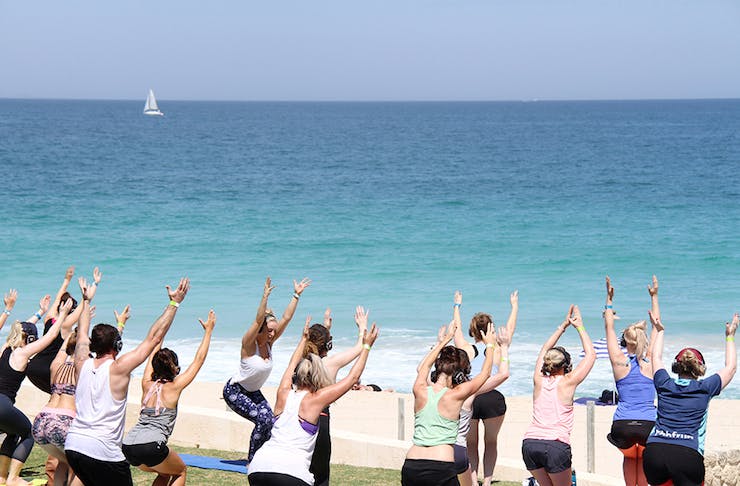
[24,444,520,485]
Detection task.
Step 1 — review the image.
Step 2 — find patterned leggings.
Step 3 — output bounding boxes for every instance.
[32,407,76,451]
[223,380,274,462]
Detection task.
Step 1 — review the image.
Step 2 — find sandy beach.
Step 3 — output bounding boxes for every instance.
[13,379,740,486]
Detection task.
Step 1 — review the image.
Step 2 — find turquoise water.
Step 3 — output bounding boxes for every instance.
[1,99,739,396]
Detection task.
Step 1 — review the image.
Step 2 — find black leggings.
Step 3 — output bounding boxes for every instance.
[248,472,311,486]
[401,458,460,486]
[310,406,331,486]
[643,443,705,486]
[0,394,34,462]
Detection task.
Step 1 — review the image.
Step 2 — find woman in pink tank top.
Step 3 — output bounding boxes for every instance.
[522,305,596,486]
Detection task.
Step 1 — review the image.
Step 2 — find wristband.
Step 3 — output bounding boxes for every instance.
[486,343,495,349]
[92,281,98,287]
[169,300,180,308]
[727,336,735,342]
[362,343,371,350]
[2,309,10,316]
[34,311,43,320]
[604,305,613,309]
[117,322,126,331]
[501,357,509,362]
[293,292,300,300]
[577,326,585,332]
[453,303,461,308]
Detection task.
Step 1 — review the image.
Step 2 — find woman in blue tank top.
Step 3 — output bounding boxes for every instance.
[603,276,659,486]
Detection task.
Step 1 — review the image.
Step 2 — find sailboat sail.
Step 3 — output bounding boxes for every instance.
[143,89,163,116]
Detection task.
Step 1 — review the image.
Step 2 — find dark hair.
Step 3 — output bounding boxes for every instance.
[65,329,78,356]
[89,324,122,355]
[431,346,471,387]
[59,292,78,313]
[469,312,494,342]
[151,348,180,382]
[305,324,332,358]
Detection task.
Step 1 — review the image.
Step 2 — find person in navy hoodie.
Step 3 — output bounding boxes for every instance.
[643,310,738,486]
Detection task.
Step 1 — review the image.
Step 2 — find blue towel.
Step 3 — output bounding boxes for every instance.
[180,454,248,474]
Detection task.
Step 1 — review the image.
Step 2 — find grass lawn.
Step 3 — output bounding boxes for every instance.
[23,445,521,485]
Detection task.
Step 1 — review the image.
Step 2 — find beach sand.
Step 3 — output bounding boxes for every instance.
[15,380,740,486]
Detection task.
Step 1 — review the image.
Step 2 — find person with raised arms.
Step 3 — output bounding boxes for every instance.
[122,309,215,486]
[248,316,379,485]
[223,276,310,462]
[521,305,596,486]
[402,320,497,486]
[0,289,18,332]
[0,296,73,486]
[302,306,368,486]
[642,310,738,486]
[453,290,518,486]
[604,276,659,486]
[65,277,190,486]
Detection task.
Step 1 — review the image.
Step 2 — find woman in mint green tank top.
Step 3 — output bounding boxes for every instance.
[401,320,498,486]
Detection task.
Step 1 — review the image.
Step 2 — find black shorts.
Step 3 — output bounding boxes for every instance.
[452,444,469,474]
[66,449,133,486]
[471,389,507,420]
[401,458,460,486]
[248,472,311,486]
[521,439,572,474]
[122,441,170,467]
[643,442,704,486]
[607,419,655,450]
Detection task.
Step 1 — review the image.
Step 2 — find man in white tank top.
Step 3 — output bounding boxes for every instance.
[65,277,190,486]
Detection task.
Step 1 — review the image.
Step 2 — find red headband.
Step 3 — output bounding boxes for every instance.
[674,347,704,365]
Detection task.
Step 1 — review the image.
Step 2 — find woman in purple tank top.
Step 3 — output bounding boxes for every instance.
[603,276,659,486]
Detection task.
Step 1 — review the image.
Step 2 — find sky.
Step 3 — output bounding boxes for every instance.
[1,0,739,101]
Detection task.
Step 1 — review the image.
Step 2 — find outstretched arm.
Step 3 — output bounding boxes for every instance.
[505,290,519,337]
[604,277,628,373]
[25,294,50,325]
[174,310,216,390]
[534,306,573,384]
[565,305,596,385]
[275,316,312,415]
[648,310,665,376]
[48,266,74,321]
[475,328,512,395]
[0,289,17,332]
[415,321,456,386]
[73,279,93,378]
[241,277,274,358]
[115,305,131,335]
[718,314,738,389]
[16,299,72,363]
[324,306,367,379]
[646,275,660,360]
[449,323,497,400]
[113,278,190,376]
[452,291,475,360]
[272,277,311,343]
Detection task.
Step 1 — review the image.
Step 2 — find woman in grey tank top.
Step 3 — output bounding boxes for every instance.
[122,310,215,486]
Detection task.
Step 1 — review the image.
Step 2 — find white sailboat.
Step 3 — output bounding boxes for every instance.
[143,89,164,116]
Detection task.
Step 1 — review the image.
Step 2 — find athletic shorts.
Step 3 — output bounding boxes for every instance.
[401,458,460,486]
[521,438,572,474]
[66,449,133,486]
[452,444,469,474]
[643,442,704,486]
[471,389,507,420]
[248,472,311,486]
[122,441,170,467]
[607,419,655,450]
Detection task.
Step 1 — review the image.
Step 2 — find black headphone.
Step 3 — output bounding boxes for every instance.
[452,370,468,385]
[25,334,37,344]
[553,346,573,374]
[114,333,123,353]
[619,332,627,348]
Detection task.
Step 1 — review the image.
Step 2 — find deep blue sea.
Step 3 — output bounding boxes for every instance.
[1,99,739,396]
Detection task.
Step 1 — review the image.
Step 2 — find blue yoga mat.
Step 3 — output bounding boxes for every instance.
[180,454,248,474]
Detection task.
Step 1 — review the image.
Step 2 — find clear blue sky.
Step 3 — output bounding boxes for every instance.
[1,0,739,101]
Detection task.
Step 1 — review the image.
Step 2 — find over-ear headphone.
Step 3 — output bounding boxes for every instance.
[430,370,438,383]
[554,346,573,374]
[26,334,37,344]
[114,333,123,353]
[452,370,468,385]
[619,332,627,348]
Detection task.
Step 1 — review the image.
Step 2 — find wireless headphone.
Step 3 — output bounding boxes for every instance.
[114,333,123,353]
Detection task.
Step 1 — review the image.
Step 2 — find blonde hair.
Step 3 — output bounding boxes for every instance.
[293,354,333,392]
[5,321,24,349]
[541,346,572,375]
[623,320,648,360]
[672,349,706,379]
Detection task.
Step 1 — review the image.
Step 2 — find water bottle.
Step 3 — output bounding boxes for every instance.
[571,469,577,486]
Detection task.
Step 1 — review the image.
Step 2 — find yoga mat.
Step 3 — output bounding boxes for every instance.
[180,454,248,474]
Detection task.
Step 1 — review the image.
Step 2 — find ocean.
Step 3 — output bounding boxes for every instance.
[1,99,738,397]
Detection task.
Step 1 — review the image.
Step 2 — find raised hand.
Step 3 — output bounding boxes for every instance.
[4,289,18,310]
[482,323,496,346]
[648,275,659,297]
[363,323,379,347]
[438,320,456,345]
[568,305,583,328]
[354,306,369,333]
[263,277,275,297]
[561,305,575,330]
[496,327,511,347]
[166,278,190,304]
[199,310,217,332]
[323,307,332,330]
[93,267,102,285]
[114,305,131,326]
[89,305,96,320]
[510,289,519,306]
[64,266,75,281]
[293,277,311,296]
[58,299,74,317]
[454,291,462,305]
[303,315,312,338]
[726,313,739,337]
[648,310,664,332]
[79,277,92,301]
[606,276,615,302]
[39,294,51,314]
